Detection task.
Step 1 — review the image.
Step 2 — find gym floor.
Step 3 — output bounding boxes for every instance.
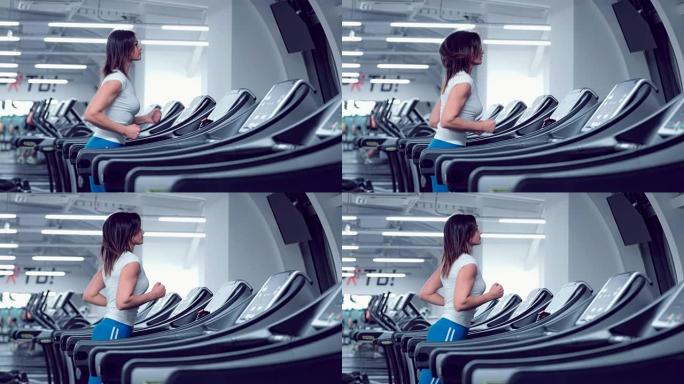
[0,341,47,383]
[342,343,390,384]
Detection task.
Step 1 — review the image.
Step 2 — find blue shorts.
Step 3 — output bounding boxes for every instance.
[427,138,461,192]
[84,136,124,192]
[88,317,133,384]
[418,317,468,384]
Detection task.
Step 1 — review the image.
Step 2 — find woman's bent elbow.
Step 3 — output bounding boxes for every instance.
[115,300,128,310]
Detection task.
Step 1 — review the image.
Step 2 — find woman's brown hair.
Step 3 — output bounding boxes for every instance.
[439,31,482,94]
[101,212,141,276]
[103,29,137,77]
[440,214,478,278]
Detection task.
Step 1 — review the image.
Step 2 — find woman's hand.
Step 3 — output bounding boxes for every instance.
[123,124,141,140]
[478,119,496,133]
[150,282,166,299]
[148,108,162,124]
[487,283,504,300]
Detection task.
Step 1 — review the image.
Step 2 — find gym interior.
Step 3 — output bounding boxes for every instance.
[341,0,684,192]
[0,192,342,383]
[341,192,684,383]
[0,0,341,193]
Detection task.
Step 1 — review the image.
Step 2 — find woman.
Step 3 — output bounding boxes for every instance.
[83,30,162,192]
[427,31,497,192]
[417,214,503,384]
[82,212,166,384]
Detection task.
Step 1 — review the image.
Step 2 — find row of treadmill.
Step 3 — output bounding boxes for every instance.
[10,271,341,384]
[354,78,684,191]
[15,79,341,192]
[349,271,684,384]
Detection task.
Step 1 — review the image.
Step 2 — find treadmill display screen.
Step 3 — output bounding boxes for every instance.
[545,282,580,314]
[206,92,240,122]
[148,294,173,316]
[203,281,239,313]
[312,291,342,329]
[473,301,492,317]
[577,273,632,324]
[652,284,684,329]
[550,90,584,121]
[486,294,513,319]
[657,99,684,136]
[582,81,637,132]
[495,102,516,124]
[240,81,296,133]
[170,287,202,317]
[511,289,541,318]
[315,103,343,137]
[236,272,294,324]
[173,95,203,126]
[517,96,544,126]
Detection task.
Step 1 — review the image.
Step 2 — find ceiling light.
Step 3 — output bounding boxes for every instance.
[342,36,363,42]
[28,79,68,84]
[377,64,429,70]
[41,229,101,235]
[342,63,360,68]
[382,230,442,237]
[25,271,66,277]
[0,256,16,261]
[503,24,551,31]
[0,244,18,248]
[385,216,447,222]
[366,272,406,278]
[390,22,476,30]
[0,228,17,234]
[342,78,359,84]
[0,51,21,56]
[0,63,18,68]
[342,245,359,250]
[370,79,410,84]
[483,39,551,46]
[341,72,360,78]
[342,266,357,271]
[342,257,357,262]
[158,217,207,223]
[161,25,209,32]
[498,218,546,224]
[0,36,20,42]
[48,22,134,29]
[342,21,362,27]
[141,40,209,47]
[342,51,364,56]
[32,256,85,262]
[35,64,87,70]
[342,216,357,221]
[44,37,107,44]
[373,258,425,263]
[0,72,17,77]
[0,271,13,276]
[0,78,15,84]
[0,264,14,270]
[481,233,546,239]
[145,232,206,238]
[45,214,108,220]
[342,272,354,277]
[386,37,443,44]
[342,230,358,236]
[0,22,20,27]
[0,214,16,219]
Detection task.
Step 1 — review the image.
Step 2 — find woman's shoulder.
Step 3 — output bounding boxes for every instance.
[119,251,140,263]
[102,70,128,86]
[457,253,478,265]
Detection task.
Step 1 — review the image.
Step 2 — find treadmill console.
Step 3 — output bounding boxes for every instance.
[495,102,516,124]
[311,286,343,329]
[652,284,684,329]
[486,294,514,319]
[550,90,584,121]
[511,289,541,318]
[239,80,300,133]
[545,282,581,315]
[203,281,240,313]
[169,287,202,317]
[582,80,638,132]
[657,97,684,137]
[235,271,296,324]
[517,96,544,125]
[576,273,633,324]
[315,101,342,137]
[173,95,204,126]
[148,294,174,316]
[205,91,241,122]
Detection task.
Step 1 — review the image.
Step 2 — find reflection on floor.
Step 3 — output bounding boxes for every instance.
[0,150,50,192]
[0,341,48,383]
[342,343,390,384]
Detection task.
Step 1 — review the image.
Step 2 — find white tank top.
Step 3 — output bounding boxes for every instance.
[440,253,487,327]
[434,71,483,146]
[90,69,141,144]
[101,251,149,326]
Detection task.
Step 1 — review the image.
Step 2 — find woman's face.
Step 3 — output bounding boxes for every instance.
[130,39,143,61]
[472,47,484,66]
[468,224,481,245]
[130,227,144,246]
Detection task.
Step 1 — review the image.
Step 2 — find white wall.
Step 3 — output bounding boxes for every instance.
[485,45,548,108]
[143,46,204,107]
[548,0,575,103]
[648,193,684,282]
[540,193,570,292]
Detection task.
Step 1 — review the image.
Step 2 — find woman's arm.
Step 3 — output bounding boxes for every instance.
[115,262,157,310]
[419,269,445,306]
[132,107,161,125]
[429,99,441,129]
[441,83,496,134]
[84,80,140,139]
[83,270,107,307]
[453,264,502,311]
